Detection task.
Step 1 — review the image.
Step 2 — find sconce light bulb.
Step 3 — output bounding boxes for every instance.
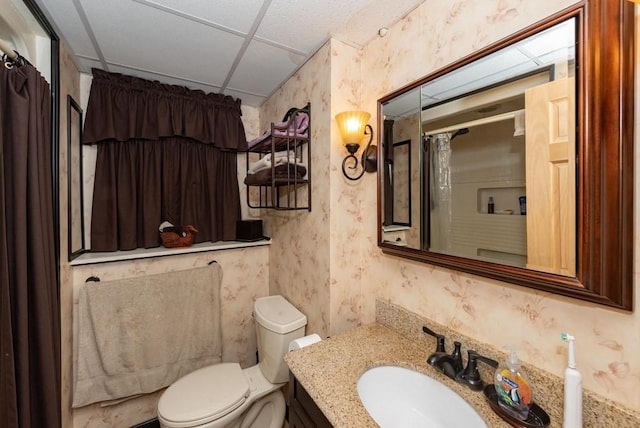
[346,117,362,133]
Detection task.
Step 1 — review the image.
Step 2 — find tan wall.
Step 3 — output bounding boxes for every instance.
[259,42,333,337]
[67,248,269,427]
[59,41,82,428]
[57,55,269,428]
[54,1,640,424]
[263,0,640,413]
[360,0,639,411]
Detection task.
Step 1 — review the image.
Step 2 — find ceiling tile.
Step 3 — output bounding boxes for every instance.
[36,0,98,59]
[223,88,265,107]
[255,0,371,53]
[107,63,222,93]
[333,0,426,47]
[77,57,103,74]
[227,39,306,98]
[79,0,243,86]
[32,0,427,107]
[139,0,264,34]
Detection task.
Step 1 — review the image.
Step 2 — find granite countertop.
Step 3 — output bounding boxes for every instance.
[284,323,511,428]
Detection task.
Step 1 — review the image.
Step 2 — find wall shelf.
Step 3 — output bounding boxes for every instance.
[244,103,311,211]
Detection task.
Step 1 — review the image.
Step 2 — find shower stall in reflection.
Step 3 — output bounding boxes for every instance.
[423,116,528,268]
[380,15,577,277]
[422,74,575,276]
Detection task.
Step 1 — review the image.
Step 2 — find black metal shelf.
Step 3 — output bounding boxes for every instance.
[245,103,311,211]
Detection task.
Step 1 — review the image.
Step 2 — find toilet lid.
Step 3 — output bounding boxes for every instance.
[158,363,250,426]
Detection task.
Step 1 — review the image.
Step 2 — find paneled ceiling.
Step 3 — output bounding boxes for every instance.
[383,17,576,120]
[33,0,426,106]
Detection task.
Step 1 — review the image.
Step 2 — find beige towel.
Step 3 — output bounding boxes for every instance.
[73,264,222,408]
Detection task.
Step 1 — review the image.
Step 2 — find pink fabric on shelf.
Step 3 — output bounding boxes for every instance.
[247,111,309,149]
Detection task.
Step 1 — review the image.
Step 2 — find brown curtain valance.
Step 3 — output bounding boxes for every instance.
[83,69,248,151]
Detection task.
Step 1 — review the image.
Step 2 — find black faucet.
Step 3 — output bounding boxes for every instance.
[455,350,499,391]
[422,326,463,379]
[422,326,498,390]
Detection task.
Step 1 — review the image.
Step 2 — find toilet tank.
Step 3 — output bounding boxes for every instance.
[253,295,307,384]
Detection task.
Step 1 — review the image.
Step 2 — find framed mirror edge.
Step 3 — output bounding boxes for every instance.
[390,139,411,227]
[376,0,635,311]
[67,95,86,261]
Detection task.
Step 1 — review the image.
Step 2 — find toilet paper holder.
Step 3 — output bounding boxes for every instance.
[288,334,322,351]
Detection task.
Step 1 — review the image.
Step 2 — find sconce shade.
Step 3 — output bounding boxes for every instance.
[336,111,371,145]
[335,110,377,180]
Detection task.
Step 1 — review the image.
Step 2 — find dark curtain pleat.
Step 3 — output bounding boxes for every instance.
[90,138,241,251]
[83,69,247,151]
[89,142,118,250]
[217,152,242,241]
[140,143,163,245]
[0,62,61,427]
[84,69,247,251]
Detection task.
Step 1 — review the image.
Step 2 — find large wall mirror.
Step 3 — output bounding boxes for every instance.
[377,1,634,310]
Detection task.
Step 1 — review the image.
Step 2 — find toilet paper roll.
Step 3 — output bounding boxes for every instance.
[288,333,321,351]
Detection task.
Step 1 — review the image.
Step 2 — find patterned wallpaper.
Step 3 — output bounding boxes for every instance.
[59,55,271,428]
[263,0,640,413]
[59,42,82,428]
[57,2,640,427]
[68,249,269,427]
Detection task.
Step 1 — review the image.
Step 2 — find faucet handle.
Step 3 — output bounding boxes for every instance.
[422,326,445,352]
[451,341,463,374]
[422,326,446,365]
[457,350,499,391]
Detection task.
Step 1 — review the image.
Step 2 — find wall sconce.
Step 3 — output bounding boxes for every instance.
[335,111,377,181]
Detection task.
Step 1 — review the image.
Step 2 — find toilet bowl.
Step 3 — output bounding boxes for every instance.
[157,295,307,428]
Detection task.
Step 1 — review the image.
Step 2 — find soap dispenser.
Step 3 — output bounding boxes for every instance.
[494,346,533,421]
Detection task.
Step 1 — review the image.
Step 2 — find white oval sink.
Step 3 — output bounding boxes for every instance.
[357,366,487,428]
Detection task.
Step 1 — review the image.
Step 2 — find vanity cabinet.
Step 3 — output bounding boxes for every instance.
[288,373,332,428]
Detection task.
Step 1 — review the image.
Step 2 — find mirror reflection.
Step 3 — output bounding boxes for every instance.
[391,139,411,226]
[381,87,421,245]
[381,17,576,277]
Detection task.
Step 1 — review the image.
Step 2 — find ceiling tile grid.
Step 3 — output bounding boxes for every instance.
[140,0,264,34]
[34,0,427,106]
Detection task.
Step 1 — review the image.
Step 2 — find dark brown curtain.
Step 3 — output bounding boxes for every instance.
[0,59,61,427]
[84,70,247,251]
[90,138,241,250]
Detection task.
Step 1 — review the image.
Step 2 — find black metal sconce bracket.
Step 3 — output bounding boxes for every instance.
[342,124,377,181]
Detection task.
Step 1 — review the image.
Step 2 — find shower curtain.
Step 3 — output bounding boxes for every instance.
[0,56,61,427]
[430,133,453,252]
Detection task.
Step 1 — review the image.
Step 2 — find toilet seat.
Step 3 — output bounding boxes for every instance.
[158,363,250,427]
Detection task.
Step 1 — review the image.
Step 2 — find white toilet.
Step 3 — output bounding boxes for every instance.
[157,295,307,428]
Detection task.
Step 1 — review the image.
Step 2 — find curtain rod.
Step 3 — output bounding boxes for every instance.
[0,39,18,60]
[423,109,525,136]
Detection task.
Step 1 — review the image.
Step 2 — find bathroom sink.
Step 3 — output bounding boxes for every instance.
[357,366,487,428]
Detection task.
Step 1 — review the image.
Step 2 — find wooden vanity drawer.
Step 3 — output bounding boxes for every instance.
[288,373,332,428]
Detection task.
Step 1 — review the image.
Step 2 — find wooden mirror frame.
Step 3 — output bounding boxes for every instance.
[67,95,86,260]
[377,0,634,311]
